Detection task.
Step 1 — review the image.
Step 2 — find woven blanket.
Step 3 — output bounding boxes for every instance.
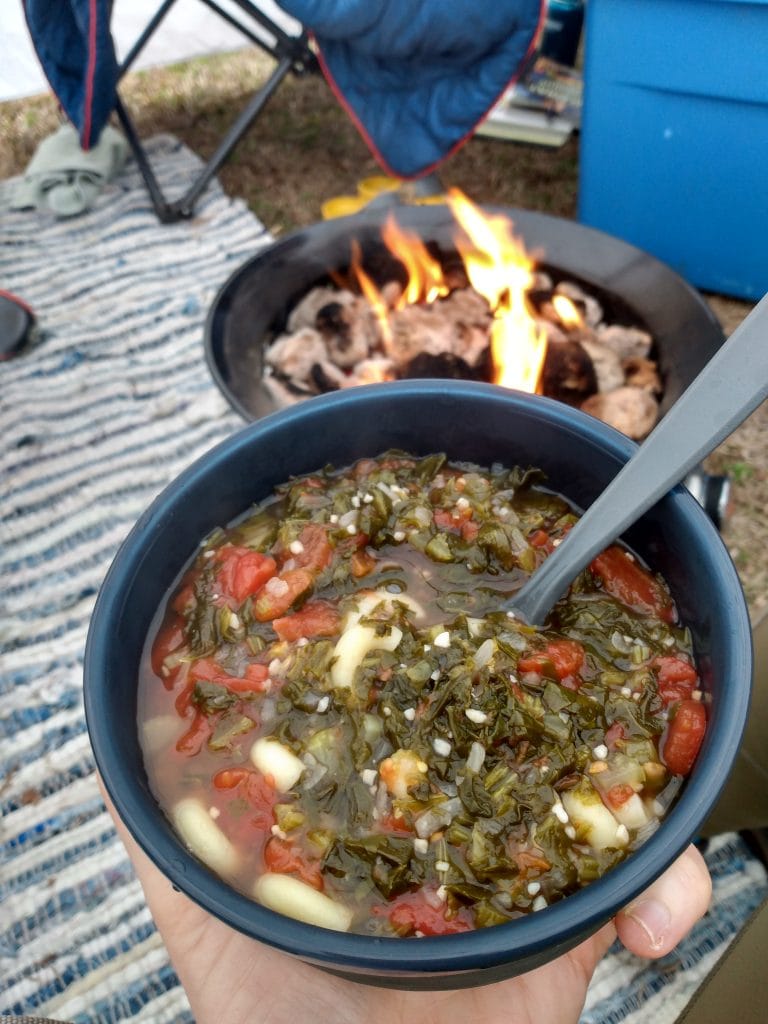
[1,136,766,1024]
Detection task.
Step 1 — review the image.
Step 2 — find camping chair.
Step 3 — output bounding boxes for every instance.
[113,0,317,222]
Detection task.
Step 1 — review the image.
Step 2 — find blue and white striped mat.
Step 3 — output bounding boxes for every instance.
[1,136,765,1023]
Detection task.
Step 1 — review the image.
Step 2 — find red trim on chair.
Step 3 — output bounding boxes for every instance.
[309,0,547,182]
[81,0,99,150]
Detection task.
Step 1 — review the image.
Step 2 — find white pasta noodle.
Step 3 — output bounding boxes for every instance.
[254,873,354,931]
[172,798,239,876]
[330,622,403,688]
[250,736,305,791]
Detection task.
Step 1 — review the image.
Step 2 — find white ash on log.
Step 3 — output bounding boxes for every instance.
[595,323,654,361]
[622,356,663,394]
[384,289,491,370]
[581,386,659,438]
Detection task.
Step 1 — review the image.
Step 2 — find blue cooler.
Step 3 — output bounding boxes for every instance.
[577,0,768,300]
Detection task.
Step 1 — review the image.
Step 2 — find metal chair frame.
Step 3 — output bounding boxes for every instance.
[113,0,317,222]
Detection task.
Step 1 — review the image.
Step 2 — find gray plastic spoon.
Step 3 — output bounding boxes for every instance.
[509,292,768,626]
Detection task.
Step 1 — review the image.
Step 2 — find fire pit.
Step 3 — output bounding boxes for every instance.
[205,202,726,431]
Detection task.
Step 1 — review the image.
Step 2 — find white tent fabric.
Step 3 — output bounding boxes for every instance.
[0,0,299,102]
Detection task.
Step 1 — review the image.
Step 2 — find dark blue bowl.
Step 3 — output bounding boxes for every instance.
[84,380,752,989]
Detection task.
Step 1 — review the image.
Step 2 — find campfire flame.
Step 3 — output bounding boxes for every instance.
[447,188,547,393]
[348,188,555,393]
[551,293,584,329]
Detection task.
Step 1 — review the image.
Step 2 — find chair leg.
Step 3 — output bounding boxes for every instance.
[114,0,317,221]
[115,54,296,222]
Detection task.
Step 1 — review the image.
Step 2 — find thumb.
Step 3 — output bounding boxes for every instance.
[615,844,711,958]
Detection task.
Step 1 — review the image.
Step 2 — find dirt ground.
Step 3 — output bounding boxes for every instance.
[2,49,764,620]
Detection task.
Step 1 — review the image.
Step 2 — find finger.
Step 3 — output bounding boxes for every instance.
[615,844,711,958]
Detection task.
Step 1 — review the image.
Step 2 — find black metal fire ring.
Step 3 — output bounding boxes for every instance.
[204,205,726,425]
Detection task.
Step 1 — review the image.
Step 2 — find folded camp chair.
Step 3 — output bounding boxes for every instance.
[113,0,317,222]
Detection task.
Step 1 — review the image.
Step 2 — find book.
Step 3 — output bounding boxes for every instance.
[476,55,582,147]
[476,103,575,147]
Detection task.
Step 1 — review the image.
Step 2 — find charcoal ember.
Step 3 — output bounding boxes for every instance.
[440,286,492,324]
[315,297,376,367]
[536,316,569,345]
[342,357,397,387]
[438,251,471,291]
[310,360,347,393]
[596,323,653,361]
[531,270,554,294]
[266,327,327,387]
[401,351,482,381]
[381,280,403,308]
[287,286,355,332]
[554,281,604,328]
[622,356,662,394]
[581,386,659,439]
[263,373,306,406]
[386,289,491,369]
[541,339,598,406]
[386,307,462,367]
[580,339,626,393]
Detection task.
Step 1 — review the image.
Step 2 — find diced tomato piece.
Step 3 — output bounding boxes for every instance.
[433,508,456,530]
[213,545,277,604]
[221,663,272,693]
[377,812,414,836]
[272,600,341,642]
[660,699,707,776]
[512,849,551,876]
[433,505,474,536]
[244,771,279,831]
[231,551,278,603]
[375,888,474,936]
[460,519,479,542]
[528,529,550,548]
[213,766,255,789]
[590,546,676,624]
[604,783,635,810]
[253,568,314,621]
[214,544,248,597]
[653,655,699,707]
[292,523,333,573]
[350,548,377,578]
[263,836,323,890]
[176,711,211,755]
[189,657,226,682]
[188,657,270,694]
[517,639,586,682]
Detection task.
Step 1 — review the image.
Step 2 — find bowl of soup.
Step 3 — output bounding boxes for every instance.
[84,379,751,989]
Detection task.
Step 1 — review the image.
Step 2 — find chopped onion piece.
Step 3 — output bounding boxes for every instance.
[466,741,486,774]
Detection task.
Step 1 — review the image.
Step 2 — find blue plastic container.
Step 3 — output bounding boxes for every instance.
[578,0,768,300]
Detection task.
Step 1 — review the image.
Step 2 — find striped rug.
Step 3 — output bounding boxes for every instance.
[1,136,765,1023]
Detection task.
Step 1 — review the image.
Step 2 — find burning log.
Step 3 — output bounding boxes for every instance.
[622,356,662,394]
[540,340,598,406]
[581,386,659,439]
[595,324,653,361]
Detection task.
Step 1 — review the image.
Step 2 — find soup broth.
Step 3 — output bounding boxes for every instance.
[138,452,705,936]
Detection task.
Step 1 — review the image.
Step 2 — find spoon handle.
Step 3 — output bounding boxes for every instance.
[511,292,768,626]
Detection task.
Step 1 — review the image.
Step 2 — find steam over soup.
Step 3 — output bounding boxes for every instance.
[139,453,706,936]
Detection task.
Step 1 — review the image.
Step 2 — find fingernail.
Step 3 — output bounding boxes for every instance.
[623,897,672,951]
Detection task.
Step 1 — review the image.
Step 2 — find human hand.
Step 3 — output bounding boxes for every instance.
[101,782,710,1024]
